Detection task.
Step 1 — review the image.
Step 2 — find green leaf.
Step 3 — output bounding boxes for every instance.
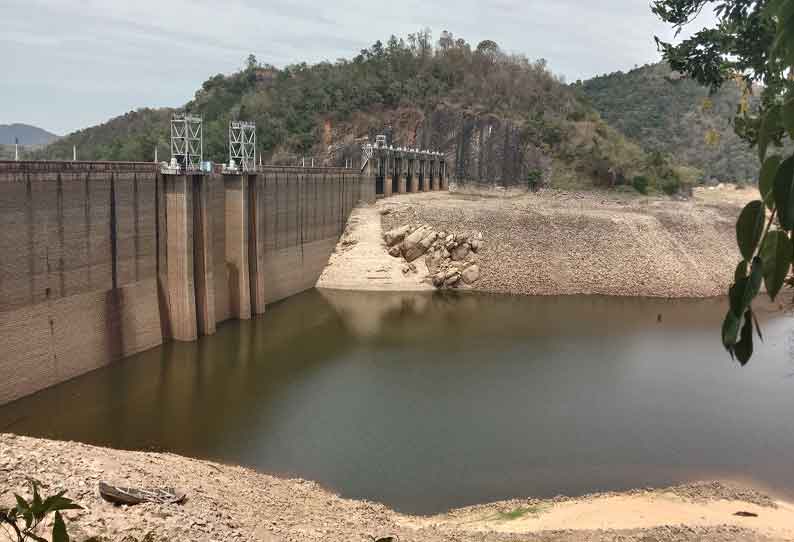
[746,257,764,306]
[14,494,32,528]
[759,155,781,209]
[752,310,764,341]
[774,156,794,229]
[722,310,741,349]
[52,511,69,542]
[734,260,748,282]
[734,310,755,365]
[783,98,794,139]
[728,276,750,317]
[759,106,780,162]
[736,201,766,260]
[761,230,793,300]
[42,493,82,515]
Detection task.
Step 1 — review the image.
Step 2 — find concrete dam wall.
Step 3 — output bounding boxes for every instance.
[0,161,376,405]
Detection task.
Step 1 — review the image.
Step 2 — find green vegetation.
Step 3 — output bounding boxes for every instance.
[654,0,794,364]
[632,175,649,194]
[38,29,678,191]
[1,480,82,542]
[576,62,757,184]
[482,504,550,522]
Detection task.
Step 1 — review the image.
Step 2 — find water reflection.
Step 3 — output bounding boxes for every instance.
[2,289,793,514]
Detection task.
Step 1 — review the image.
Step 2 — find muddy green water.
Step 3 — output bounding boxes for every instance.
[2,290,794,514]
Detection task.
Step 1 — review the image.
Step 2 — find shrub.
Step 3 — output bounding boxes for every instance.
[632,175,649,194]
[660,176,681,195]
[526,169,543,190]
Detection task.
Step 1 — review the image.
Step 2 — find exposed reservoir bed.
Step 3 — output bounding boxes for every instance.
[2,289,793,515]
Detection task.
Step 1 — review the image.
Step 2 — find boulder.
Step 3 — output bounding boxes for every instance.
[462,264,480,284]
[443,272,461,287]
[425,247,444,274]
[451,243,470,261]
[388,245,402,258]
[402,225,430,253]
[405,230,438,262]
[432,272,446,287]
[383,225,411,247]
[470,239,481,253]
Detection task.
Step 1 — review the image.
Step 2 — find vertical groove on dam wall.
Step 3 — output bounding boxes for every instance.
[0,161,375,405]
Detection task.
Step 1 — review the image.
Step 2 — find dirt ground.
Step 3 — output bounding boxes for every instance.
[316,205,433,292]
[331,186,754,298]
[2,434,793,542]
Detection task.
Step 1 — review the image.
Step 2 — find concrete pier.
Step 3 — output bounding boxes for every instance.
[164,175,198,342]
[224,174,251,321]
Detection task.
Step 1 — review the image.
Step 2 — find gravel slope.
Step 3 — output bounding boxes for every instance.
[380,188,751,298]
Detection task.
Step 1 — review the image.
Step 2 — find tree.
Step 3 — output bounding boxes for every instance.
[654,0,794,363]
[475,40,500,57]
[246,54,258,71]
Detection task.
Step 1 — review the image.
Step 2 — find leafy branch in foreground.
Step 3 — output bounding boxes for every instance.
[654,0,794,364]
[0,480,82,542]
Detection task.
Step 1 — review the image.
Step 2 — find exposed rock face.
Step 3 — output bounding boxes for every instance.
[330,104,552,191]
[415,105,552,190]
[383,225,484,290]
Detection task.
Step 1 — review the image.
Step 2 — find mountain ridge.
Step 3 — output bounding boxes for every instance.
[0,123,59,145]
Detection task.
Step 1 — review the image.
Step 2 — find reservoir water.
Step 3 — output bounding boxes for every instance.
[2,289,794,514]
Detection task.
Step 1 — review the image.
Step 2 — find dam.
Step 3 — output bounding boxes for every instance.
[0,150,449,405]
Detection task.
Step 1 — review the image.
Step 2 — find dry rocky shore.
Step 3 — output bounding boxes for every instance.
[375,187,751,298]
[3,434,794,542]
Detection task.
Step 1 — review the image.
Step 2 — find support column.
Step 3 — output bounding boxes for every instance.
[249,174,267,315]
[396,154,406,194]
[408,157,419,193]
[441,160,448,190]
[192,174,217,335]
[164,175,198,341]
[431,159,439,191]
[224,174,251,320]
[384,152,394,198]
[363,150,379,203]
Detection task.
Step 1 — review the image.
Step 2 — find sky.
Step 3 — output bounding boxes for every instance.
[0,0,714,136]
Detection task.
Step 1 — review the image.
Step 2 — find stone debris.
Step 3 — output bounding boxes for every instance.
[382,224,484,289]
[381,189,750,298]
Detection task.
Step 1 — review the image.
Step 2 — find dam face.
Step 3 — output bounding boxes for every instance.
[0,161,377,405]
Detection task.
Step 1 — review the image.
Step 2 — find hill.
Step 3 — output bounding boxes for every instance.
[0,123,58,145]
[576,62,757,184]
[39,31,683,192]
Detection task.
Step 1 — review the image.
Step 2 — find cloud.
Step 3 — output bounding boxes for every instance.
[0,0,706,134]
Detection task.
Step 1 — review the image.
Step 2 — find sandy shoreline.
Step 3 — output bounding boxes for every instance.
[319,187,752,298]
[2,434,793,542]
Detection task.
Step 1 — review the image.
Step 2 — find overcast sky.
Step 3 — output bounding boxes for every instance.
[1,0,713,135]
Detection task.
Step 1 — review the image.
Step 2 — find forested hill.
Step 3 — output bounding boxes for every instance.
[576,62,756,183]
[40,31,681,190]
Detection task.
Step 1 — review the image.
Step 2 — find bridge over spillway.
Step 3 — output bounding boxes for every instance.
[0,154,448,405]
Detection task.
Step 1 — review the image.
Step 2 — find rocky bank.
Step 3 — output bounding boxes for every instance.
[2,434,794,542]
[376,187,752,298]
